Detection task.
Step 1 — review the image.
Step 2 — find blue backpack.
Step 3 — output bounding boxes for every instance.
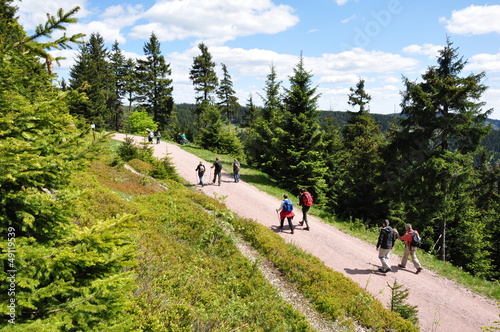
[282,199,293,212]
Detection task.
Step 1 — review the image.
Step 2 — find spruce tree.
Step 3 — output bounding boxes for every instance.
[0,5,137,330]
[69,32,114,129]
[278,55,327,201]
[123,57,139,114]
[217,63,240,123]
[135,33,174,130]
[189,42,219,128]
[109,40,127,131]
[244,65,283,171]
[387,39,492,273]
[339,79,388,221]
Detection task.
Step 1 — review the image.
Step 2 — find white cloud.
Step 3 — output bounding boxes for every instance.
[402,43,442,58]
[341,15,357,24]
[130,0,299,44]
[440,5,500,35]
[466,53,500,73]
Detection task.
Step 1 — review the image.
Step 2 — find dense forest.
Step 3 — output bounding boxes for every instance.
[1,2,499,329]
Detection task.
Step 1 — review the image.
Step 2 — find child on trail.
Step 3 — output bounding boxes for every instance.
[276,194,295,234]
[298,188,313,231]
[195,161,206,187]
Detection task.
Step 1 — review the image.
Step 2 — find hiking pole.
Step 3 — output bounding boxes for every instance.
[276,210,281,231]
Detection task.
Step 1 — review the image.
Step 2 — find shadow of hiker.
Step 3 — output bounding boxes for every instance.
[270,225,293,234]
[344,268,377,275]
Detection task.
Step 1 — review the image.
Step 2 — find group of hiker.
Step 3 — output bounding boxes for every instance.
[194,157,240,187]
[146,129,161,144]
[194,155,424,275]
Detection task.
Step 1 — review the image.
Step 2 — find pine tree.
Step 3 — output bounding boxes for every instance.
[339,79,388,221]
[135,33,174,130]
[0,5,136,329]
[388,280,419,325]
[189,42,219,128]
[244,65,283,171]
[109,40,127,131]
[241,94,261,128]
[69,32,114,129]
[123,57,139,114]
[387,39,493,273]
[217,63,240,123]
[278,55,327,201]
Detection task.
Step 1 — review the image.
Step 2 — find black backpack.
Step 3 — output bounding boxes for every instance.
[410,230,421,248]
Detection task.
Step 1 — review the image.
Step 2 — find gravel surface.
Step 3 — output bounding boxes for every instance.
[113,134,499,332]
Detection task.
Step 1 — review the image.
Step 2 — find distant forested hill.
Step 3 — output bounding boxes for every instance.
[175,104,500,161]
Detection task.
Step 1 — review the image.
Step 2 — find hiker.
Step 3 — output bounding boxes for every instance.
[156,131,161,144]
[233,158,240,182]
[276,194,295,234]
[211,157,223,186]
[376,219,397,273]
[195,161,206,187]
[146,128,154,143]
[298,188,313,231]
[394,224,423,274]
[180,133,188,145]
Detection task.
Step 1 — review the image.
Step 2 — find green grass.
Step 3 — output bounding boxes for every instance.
[180,141,500,302]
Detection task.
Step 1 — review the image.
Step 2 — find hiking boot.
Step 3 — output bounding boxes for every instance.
[304,227,310,231]
[298,221,304,226]
[416,267,423,274]
[378,268,387,273]
[291,229,294,234]
[398,264,406,268]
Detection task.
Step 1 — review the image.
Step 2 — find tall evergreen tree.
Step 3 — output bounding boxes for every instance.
[69,32,114,129]
[217,63,240,123]
[135,33,174,130]
[387,39,492,274]
[189,42,219,129]
[108,40,126,131]
[0,5,136,330]
[123,57,139,114]
[241,94,261,128]
[277,55,327,201]
[244,65,283,170]
[339,79,387,221]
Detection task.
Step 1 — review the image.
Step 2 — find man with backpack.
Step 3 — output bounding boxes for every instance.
[298,188,313,231]
[376,219,397,273]
[276,194,295,234]
[211,157,223,186]
[195,161,206,187]
[394,224,423,274]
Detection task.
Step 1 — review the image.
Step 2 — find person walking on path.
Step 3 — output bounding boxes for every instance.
[211,157,223,185]
[376,219,397,273]
[195,161,206,187]
[156,131,161,144]
[394,224,423,274]
[233,158,240,183]
[146,128,154,144]
[298,188,313,231]
[276,194,295,234]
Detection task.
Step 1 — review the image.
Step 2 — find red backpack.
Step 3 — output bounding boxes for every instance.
[301,192,313,206]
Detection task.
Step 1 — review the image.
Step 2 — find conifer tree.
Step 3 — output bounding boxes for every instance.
[109,40,127,131]
[241,94,261,128]
[135,33,174,130]
[189,42,219,129]
[339,79,388,221]
[244,65,283,171]
[387,39,492,273]
[123,57,139,114]
[69,32,114,129]
[217,63,240,123]
[278,55,327,201]
[0,5,136,329]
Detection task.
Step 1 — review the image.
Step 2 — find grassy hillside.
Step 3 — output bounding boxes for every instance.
[69,138,418,331]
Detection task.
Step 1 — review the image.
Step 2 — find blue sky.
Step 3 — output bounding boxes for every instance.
[14,0,500,120]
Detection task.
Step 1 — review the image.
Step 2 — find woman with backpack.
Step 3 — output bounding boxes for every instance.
[298,188,313,231]
[195,161,206,187]
[276,194,295,234]
[394,224,423,274]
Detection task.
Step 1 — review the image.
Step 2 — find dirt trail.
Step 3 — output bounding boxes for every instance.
[113,134,499,332]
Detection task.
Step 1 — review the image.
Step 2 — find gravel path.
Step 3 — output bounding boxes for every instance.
[113,134,499,332]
